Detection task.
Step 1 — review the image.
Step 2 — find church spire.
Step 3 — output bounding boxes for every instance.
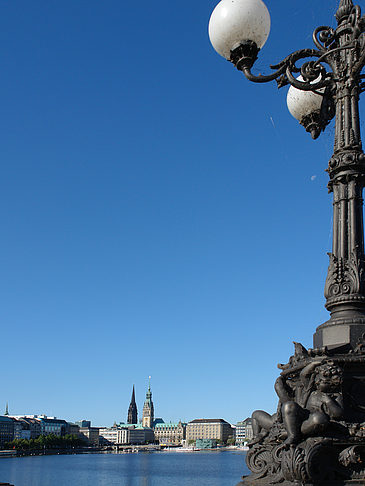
[127,385,138,424]
[4,403,9,416]
[336,0,354,23]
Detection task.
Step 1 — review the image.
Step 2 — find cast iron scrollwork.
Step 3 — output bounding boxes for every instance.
[230,3,365,142]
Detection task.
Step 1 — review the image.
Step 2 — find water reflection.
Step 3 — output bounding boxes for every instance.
[0,451,248,486]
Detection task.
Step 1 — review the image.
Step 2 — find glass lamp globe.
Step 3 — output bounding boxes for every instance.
[287,76,324,121]
[287,76,326,139]
[208,0,271,60]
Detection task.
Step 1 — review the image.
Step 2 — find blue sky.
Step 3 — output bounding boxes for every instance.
[1,0,361,427]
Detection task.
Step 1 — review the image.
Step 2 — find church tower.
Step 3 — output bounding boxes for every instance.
[127,385,138,424]
[142,378,154,428]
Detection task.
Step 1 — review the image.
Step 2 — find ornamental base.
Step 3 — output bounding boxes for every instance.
[239,340,365,486]
[313,318,365,349]
[238,479,365,485]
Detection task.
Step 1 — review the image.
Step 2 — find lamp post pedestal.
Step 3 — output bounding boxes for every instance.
[237,345,365,485]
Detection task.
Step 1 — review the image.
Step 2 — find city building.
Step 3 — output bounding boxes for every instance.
[186,419,234,443]
[235,418,253,445]
[153,418,164,426]
[0,416,14,445]
[99,426,129,445]
[12,419,31,440]
[142,382,154,428]
[127,386,138,424]
[75,420,91,428]
[40,418,69,436]
[129,425,154,444]
[78,426,99,446]
[21,418,41,439]
[154,421,186,446]
[67,423,80,435]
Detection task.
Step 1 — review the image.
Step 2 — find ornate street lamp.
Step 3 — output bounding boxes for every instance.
[209,1,365,485]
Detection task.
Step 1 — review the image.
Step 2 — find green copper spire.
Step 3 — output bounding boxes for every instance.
[146,376,152,400]
[4,402,9,416]
[142,376,154,428]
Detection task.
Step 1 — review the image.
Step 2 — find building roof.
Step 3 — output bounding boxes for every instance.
[154,423,183,429]
[41,418,68,425]
[0,416,14,423]
[236,418,253,426]
[189,419,230,424]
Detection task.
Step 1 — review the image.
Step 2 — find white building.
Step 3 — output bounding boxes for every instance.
[235,418,253,445]
[99,426,129,444]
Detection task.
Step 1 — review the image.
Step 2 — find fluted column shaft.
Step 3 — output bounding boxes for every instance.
[314,7,365,347]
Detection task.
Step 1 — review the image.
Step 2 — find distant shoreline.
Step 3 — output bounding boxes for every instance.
[0,446,248,459]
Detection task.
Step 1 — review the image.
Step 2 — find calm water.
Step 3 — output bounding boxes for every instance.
[0,451,249,486]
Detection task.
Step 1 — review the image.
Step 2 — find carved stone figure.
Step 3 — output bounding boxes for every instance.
[241,342,365,485]
[251,358,344,446]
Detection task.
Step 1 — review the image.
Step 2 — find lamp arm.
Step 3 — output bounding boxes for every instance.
[240,48,332,91]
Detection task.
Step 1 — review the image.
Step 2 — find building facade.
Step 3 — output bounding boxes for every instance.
[186,419,234,443]
[154,421,186,446]
[21,418,41,439]
[129,426,154,444]
[75,420,91,428]
[12,419,31,440]
[0,416,14,446]
[40,418,68,436]
[235,418,253,445]
[142,383,154,428]
[99,426,129,445]
[78,427,99,446]
[99,424,154,445]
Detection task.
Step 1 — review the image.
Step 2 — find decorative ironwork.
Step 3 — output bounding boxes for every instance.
[228,0,365,348]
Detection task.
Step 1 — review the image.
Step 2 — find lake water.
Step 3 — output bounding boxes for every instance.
[0,451,249,486]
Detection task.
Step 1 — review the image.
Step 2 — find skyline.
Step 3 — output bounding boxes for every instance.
[3,380,249,427]
[1,0,362,426]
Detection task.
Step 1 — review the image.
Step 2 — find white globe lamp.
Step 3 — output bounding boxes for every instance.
[287,76,326,139]
[208,0,271,63]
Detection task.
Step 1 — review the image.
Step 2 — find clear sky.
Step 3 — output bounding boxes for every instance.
[1,0,361,427]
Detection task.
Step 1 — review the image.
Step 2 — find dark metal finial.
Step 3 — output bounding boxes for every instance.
[336,0,354,23]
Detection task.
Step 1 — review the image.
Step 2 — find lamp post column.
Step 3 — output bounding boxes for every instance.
[314,3,365,348]
[208,0,365,484]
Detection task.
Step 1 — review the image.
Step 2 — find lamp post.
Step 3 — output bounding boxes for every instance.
[209,1,365,485]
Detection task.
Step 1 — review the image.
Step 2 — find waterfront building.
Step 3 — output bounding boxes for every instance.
[75,420,91,428]
[99,426,129,445]
[40,418,68,436]
[129,425,154,444]
[235,418,253,445]
[67,422,80,435]
[78,426,99,446]
[186,419,234,443]
[142,382,154,428]
[12,419,31,440]
[154,421,186,446]
[99,424,154,445]
[21,418,41,439]
[0,416,14,445]
[127,386,138,424]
